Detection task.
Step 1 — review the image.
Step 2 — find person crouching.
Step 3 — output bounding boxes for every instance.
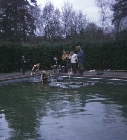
[31,63,40,76]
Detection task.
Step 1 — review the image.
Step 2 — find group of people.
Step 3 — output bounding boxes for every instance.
[20,56,50,83]
[20,45,84,82]
[61,46,84,76]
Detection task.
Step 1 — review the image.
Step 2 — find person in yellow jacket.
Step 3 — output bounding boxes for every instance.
[61,50,67,61]
[61,50,68,73]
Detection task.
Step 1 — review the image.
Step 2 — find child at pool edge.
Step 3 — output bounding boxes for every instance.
[31,63,40,76]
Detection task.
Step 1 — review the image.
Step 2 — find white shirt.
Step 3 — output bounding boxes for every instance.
[71,54,77,63]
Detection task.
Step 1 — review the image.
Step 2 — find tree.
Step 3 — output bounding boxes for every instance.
[0,0,37,42]
[96,0,115,30]
[112,0,127,31]
[40,1,61,41]
[76,11,87,34]
[61,3,74,38]
[84,23,104,41]
[61,3,87,39]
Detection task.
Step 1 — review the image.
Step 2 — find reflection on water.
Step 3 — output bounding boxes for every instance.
[0,78,127,140]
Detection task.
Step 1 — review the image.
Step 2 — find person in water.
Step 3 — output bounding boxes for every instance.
[41,68,50,83]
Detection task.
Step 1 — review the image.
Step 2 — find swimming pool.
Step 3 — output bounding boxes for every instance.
[0,76,127,140]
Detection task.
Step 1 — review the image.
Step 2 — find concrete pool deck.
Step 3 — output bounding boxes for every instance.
[0,71,33,82]
[1,70,127,82]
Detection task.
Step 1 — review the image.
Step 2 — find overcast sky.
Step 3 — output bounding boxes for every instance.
[37,0,100,24]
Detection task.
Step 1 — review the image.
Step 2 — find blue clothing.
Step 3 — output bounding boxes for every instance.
[77,49,84,63]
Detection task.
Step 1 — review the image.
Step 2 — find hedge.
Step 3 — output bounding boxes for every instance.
[0,40,127,73]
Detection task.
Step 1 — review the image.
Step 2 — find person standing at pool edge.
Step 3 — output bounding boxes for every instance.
[21,56,26,75]
[61,50,68,73]
[70,51,77,74]
[76,46,84,76]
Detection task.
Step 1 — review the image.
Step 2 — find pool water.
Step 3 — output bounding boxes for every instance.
[0,77,127,140]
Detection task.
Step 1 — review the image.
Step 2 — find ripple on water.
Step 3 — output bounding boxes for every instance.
[0,77,127,140]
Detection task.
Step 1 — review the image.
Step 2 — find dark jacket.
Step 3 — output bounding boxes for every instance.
[21,58,26,69]
[77,49,84,63]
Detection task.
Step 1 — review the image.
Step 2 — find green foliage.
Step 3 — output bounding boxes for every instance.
[1,39,127,73]
[0,0,37,43]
